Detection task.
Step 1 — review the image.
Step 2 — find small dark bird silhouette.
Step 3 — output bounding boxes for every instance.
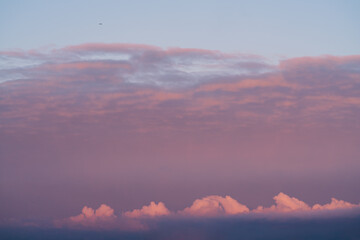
[99,23,103,25]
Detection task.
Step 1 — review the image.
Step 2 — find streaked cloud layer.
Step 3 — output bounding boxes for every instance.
[1,43,359,134]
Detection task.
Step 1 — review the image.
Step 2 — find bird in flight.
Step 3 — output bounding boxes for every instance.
[99,23,103,25]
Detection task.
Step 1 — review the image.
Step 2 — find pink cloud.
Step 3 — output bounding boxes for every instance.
[70,204,115,222]
[124,201,171,218]
[1,44,360,182]
[53,194,360,230]
[38,61,131,72]
[253,193,360,214]
[2,44,359,135]
[54,204,153,231]
[196,75,298,93]
[279,55,360,70]
[180,195,249,216]
[254,192,311,213]
[56,204,116,228]
[69,206,95,222]
[312,198,360,211]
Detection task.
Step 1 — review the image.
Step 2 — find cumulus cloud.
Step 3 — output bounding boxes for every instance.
[254,192,311,213]
[180,195,249,216]
[254,193,360,214]
[123,201,171,218]
[70,204,116,222]
[55,204,116,229]
[53,194,360,230]
[312,198,360,211]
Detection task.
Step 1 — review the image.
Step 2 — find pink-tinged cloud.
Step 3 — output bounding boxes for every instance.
[1,43,360,135]
[312,198,360,211]
[69,206,95,221]
[180,195,249,216]
[253,193,360,214]
[51,194,360,230]
[254,192,311,213]
[279,55,360,71]
[69,204,115,222]
[54,204,148,231]
[124,201,171,218]
[56,204,116,229]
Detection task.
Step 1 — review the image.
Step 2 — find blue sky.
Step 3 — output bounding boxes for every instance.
[1,0,359,59]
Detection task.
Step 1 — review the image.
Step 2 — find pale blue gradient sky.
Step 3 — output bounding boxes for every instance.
[0,0,359,58]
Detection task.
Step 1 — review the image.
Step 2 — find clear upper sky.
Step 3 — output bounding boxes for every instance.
[1,0,359,58]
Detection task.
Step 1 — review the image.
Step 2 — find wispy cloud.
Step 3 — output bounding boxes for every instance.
[1,43,359,135]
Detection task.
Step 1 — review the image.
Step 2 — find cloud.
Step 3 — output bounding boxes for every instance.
[70,204,116,222]
[254,192,311,213]
[312,198,360,211]
[254,193,360,214]
[51,193,360,231]
[69,206,95,222]
[180,195,249,216]
[1,43,360,136]
[123,201,171,218]
[56,204,116,229]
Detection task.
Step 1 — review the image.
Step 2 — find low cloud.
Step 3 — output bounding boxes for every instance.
[312,198,360,211]
[52,193,360,230]
[254,192,311,213]
[254,193,360,215]
[55,204,116,229]
[71,204,115,221]
[123,201,171,218]
[180,195,249,216]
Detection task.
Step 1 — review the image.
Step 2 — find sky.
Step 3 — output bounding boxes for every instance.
[1,0,360,58]
[0,1,360,239]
